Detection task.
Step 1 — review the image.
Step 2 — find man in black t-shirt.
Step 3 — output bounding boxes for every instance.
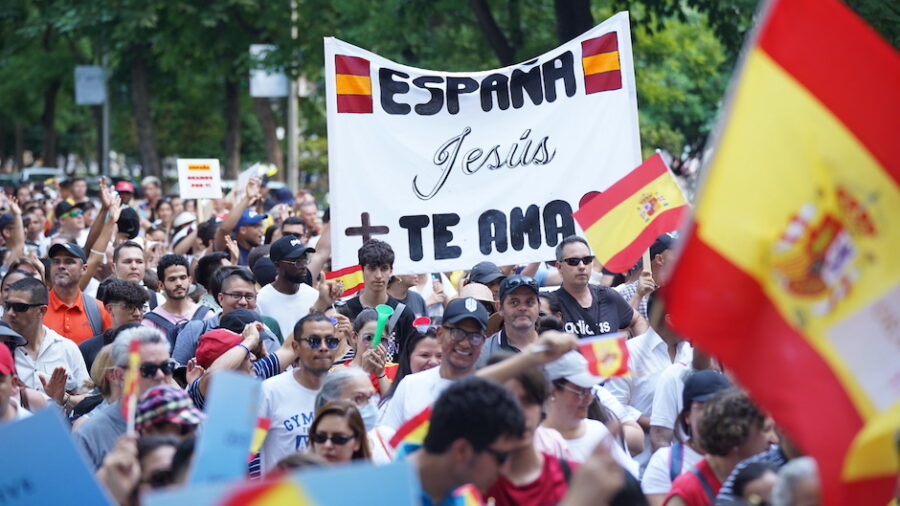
[342,239,416,357]
[551,236,647,338]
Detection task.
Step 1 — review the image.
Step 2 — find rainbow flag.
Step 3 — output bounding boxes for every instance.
[221,480,316,506]
[121,339,141,434]
[451,484,485,506]
[573,154,688,273]
[334,55,372,114]
[325,264,365,296]
[247,417,271,463]
[389,406,431,449]
[578,332,629,379]
[664,0,899,504]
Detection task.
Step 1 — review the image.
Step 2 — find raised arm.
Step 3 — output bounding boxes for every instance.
[80,195,121,291]
[3,197,25,266]
[214,177,260,251]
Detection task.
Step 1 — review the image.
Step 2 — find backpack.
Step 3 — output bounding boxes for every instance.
[82,294,103,336]
[144,305,213,348]
[669,442,685,481]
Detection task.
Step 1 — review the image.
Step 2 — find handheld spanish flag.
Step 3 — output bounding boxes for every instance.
[664,0,899,504]
[325,264,365,296]
[573,154,688,273]
[121,339,141,435]
[451,484,485,506]
[389,406,431,449]
[248,417,271,463]
[578,332,629,379]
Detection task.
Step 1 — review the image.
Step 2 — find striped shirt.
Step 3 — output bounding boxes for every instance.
[714,445,788,504]
[187,354,281,410]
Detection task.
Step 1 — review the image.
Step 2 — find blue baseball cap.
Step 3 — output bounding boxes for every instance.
[237,209,267,228]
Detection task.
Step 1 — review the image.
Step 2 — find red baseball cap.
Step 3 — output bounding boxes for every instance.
[196,329,242,369]
[0,344,14,376]
[115,180,136,193]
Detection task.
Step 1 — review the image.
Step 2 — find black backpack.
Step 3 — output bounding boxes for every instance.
[144,306,213,348]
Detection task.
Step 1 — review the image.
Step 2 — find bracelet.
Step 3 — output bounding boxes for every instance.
[236,343,252,357]
[376,372,387,379]
[90,249,105,256]
[59,392,70,408]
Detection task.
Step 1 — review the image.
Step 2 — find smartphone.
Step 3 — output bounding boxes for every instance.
[431,273,441,282]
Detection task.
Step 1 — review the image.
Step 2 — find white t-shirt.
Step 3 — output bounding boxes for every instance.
[379,367,452,430]
[256,283,319,340]
[257,371,320,474]
[564,419,640,477]
[650,364,691,431]
[595,384,637,423]
[15,326,90,394]
[641,442,704,495]
[605,328,692,418]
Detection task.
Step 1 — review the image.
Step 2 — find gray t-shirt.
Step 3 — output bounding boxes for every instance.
[72,401,126,470]
[396,290,427,319]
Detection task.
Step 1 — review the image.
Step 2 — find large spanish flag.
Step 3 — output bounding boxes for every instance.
[664,1,899,505]
[574,154,688,273]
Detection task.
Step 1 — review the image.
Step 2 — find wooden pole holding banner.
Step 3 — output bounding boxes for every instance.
[642,249,652,275]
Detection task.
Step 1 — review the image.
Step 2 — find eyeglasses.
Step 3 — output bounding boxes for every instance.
[137,359,177,379]
[483,447,511,465]
[222,292,256,302]
[3,301,44,313]
[561,256,595,266]
[107,303,148,313]
[442,326,486,346]
[560,383,593,399]
[142,469,172,488]
[279,257,309,268]
[59,209,84,219]
[301,336,340,349]
[311,432,356,445]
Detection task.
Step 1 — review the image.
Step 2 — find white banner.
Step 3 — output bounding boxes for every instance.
[326,12,640,274]
[177,159,223,200]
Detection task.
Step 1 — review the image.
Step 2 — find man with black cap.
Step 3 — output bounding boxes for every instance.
[476,275,541,368]
[467,260,506,304]
[614,232,677,321]
[44,242,111,345]
[381,296,490,430]
[53,201,88,246]
[255,235,322,340]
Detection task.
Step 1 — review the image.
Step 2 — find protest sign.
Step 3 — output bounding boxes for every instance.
[0,409,111,505]
[147,459,417,506]
[325,12,640,273]
[189,371,262,484]
[177,158,223,199]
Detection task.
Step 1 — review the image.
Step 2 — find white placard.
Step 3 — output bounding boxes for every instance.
[325,12,641,274]
[177,159,223,199]
[74,66,106,105]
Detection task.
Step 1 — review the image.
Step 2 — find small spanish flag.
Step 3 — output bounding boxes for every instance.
[389,406,431,449]
[335,55,373,114]
[581,32,622,94]
[451,484,485,506]
[248,417,271,463]
[574,154,688,273]
[121,339,141,434]
[325,265,365,296]
[578,332,629,379]
[221,480,316,506]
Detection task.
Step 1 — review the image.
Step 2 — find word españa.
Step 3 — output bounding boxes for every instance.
[379,51,577,115]
[399,200,576,261]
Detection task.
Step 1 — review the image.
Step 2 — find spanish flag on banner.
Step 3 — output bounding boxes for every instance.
[389,406,431,449]
[664,0,899,504]
[573,154,688,273]
[325,265,365,296]
[578,332,629,378]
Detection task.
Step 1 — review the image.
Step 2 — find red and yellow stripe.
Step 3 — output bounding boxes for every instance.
[247,417,271,463]
[389,406,431,449]
[121,339,141,433]
[324,264,365,296]
[581,32,622,94]
[221,479,316,506]
[335,55,372,114]
[574,154,688,273]
[578,333,629,379]
[665,1,899,504]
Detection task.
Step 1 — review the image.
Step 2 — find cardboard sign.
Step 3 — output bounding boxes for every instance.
[177,158,223,199]
[325,12,641,273]
[189,372,262,484]
[0,409,111,505]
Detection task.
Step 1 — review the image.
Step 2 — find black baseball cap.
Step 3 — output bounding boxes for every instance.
[218,308,262,334]
[443,297,489,330]
[251,257,276,286]
[0,213,14,230]
[499,275,539,301]
[468,261,505,284]
[682,370,732,407]
[54,201,78,219]
[117,207,141,239]
[49,242,86,263]
[269,234,315,263]
[650,232,678,259]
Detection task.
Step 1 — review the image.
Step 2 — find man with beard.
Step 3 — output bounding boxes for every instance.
[44,243,111,345]
[257,313,340,474]
[143,254,213,339]
[255,235,322,340]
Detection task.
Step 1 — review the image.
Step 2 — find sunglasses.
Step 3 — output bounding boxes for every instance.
[137,359,177,379]
[484,447,511,465]
[561,255,595,266]
[60,209,84,219]
[301,336,340,350]
[503,276,538,291]
[311,432,356,445]
[3,301,44,313]
[442,326,486,346]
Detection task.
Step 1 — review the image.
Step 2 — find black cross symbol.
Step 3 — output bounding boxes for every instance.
[345,212,389,243]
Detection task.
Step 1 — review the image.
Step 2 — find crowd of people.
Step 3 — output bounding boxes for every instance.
[0,174,827,505]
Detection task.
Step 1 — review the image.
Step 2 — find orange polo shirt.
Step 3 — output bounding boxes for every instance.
[45,290,112,345]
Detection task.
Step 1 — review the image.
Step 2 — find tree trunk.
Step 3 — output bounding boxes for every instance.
[224,78,241,179]
[253,98,284,173]
[554,0,594,44]
[471,0,515,65]
[14,125,24,169]
[130,43,161,179]
[40,24,61,167]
